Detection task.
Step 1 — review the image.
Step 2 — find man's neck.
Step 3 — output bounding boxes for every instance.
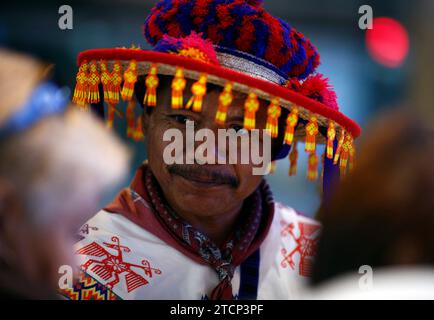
[171,202,243,247]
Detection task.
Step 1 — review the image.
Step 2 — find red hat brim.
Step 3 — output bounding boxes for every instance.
[78,48,361,140]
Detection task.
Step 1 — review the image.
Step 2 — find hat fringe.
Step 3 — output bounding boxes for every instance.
[126,100,136,139]
[88,61,100,104]
[288,143,298,176]
[305,115,319,154]
[244,92,260,131]
[215,82,234,125]
[265,98,281,138]
[268,161,277,174]
[326,121,336,159]
[333,130,346,165]
[71,60,356,182]
[185,74,208,112]
[72,61,88,106]
[307,152,319,181]
[143,64,159,107]
[121,60,138,101]
[171,67,186,109]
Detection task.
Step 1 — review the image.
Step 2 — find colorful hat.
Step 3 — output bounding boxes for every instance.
[72,0,361,185]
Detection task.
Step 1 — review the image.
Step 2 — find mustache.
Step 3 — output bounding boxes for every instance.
[167,164,239,188]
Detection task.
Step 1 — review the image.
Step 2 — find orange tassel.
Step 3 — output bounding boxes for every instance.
[333,130,346,165]
[215,82,233,125]
[326,121,336,159]
[132,116,145,142]
[349,139,356,174]
[100,61,111,102]
[171,67,187,109]
[126,100,136,138]
[305,115,319,153]
[144,64,159,107]
[289,143,298,176]
[269,161,277,174]
[106,103,116,129]
[265,98,281,138]
[307,152,319,181]
[72,62,88,106]
[106,103,124,129]
[244,92,260,130]
[321,151,326,180]
[108,61,122,105]
[87,61,100,104]
[185,74,208,112]
[339,135,353,177]
[284,108,299,145]
[121,60,138,101]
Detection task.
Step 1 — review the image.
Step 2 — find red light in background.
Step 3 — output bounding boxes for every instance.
[366,17,410,68]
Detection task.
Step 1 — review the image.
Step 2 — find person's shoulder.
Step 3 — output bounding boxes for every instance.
[75,209,118,240]
[256,202,321,298]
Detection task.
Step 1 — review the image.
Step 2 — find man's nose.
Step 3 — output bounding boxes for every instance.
[193,119,228,164]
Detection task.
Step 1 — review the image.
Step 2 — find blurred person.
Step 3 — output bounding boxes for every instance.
[0,49,129,299]
[306,109,434,299]
[62,0,361,300]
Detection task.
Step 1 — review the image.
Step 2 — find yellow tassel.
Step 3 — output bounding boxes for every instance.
[106,103,124,129]
[284,108,299,145]
[171,67,187,109]
[121,60,138,101]
[349,139,356,174]
[333,130,346,165]
[72,62,88,106]
[321,151,326,180]
[215,82,233,125]
[185,73,208,112]
[307,151,319,181]
[289,143,298,176]
[339,135,353,177]
[100,61,111,102]
[87,61,100,104]
[108,61,122,105]
[244,92,260,130]
[305,115,319,153]
[132,116,145,142]
[326,121,336,159]
[265,98,281,138]
[106,103,116,129]
[126,100,136,138]
[144,64,159,107]
[268,161,277,174]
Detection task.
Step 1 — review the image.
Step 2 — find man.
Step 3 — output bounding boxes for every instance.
[63,0,361,300]
[0,49,129,298]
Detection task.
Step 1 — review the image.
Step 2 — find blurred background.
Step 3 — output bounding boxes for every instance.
[1,0,432,217]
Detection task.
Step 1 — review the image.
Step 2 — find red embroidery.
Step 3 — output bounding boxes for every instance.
[76,236,161,293]
[280,221,320,277]
[79,224,98,235]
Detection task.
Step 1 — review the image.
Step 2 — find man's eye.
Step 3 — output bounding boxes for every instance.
[171,115,190,124]
[231,124,248,134]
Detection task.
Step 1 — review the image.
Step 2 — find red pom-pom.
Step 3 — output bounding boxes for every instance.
[300,74,339,110]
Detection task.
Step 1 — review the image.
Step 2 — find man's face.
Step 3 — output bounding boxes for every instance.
[143,78,271,218]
